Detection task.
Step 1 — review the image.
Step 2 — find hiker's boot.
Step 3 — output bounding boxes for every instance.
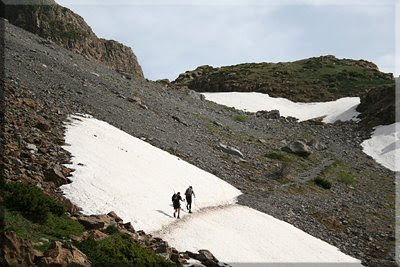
[173,212,176,218]
[189,210,192,214]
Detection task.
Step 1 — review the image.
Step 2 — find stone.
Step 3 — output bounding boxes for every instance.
[44,165,68,187]
[128,96,141,104]
[196,249,217,262]
[77,215,106,230]
[256,109,280,119]
[88,230,108,241]
[26,143,38,153]
[172,115,189,126]
[39,241,91,267]
[0,231,41,267]
[217,143,244,158]
[307,139,327,151]
[123,222,135,233]
[107,211,123,223]
[281,140,312,157]
[169,252,180,263]
[35,117,51,132]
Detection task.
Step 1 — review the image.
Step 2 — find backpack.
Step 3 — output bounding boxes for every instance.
[172,193,177,203]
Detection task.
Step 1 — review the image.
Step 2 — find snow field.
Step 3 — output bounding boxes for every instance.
[202,92,360,123]
[361,122,400,172]
[61,115,361,264]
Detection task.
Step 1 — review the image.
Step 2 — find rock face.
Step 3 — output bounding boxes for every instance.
[1,0,144,79]
[356,84,397,128]
[39,241,91,267]
[0,231,41,267]
[173,56,394,102]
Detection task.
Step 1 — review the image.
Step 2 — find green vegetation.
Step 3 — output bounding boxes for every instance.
[76,233,177,267]
[4,210,84,251]
[3,182,64,223]
[234,114,248,122]
[337,171,357,185]
[175,55,394,102]
[266,151,291,162]
[314,177,332,189]
[318,161,358,186]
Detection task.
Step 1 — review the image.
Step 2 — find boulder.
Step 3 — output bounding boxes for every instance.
[256,109,280,119]
[0,231,41,267]
[123,222,136,233]
[107,211,123,223]
[44,165,69,187]
[307,139,327,151]
[77,214,115,230]
[217,143,244,158]
[35,117,51,132]
[87,230,108,241]
[39,241,91,267]
[281,140,312,157]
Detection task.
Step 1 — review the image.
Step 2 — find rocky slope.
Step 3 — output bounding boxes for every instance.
[1,0,144,79]
[1,17,396,267]
[173,56,394,102]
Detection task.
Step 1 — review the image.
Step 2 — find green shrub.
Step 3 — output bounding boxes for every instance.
[338,171,357,185]
[77,233,177,267]
[4,183,64,223]
[314,177,332,189]
[104,225,119,235]
[234,114,248,122]
[4,210,84,251]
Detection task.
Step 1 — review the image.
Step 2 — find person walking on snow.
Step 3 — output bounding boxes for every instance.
[172,192,184,219]
[185,186,196,213]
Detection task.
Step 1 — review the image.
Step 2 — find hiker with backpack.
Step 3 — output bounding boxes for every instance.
[185,186,196,213]
[172,192,184,219]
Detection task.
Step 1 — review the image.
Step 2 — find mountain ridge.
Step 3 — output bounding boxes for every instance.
[1,0,144,79]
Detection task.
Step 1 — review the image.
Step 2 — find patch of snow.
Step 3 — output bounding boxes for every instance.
[361,122,400,172]
[61,115,361,264]
[61,115,241,232]
[159,204,360,264]
[202,92,360,123]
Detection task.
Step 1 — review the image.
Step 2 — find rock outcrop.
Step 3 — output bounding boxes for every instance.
[356,84,397,128]
[173,56,394,102]
[39,241,91,267]
[0,231,42,267]
[1,0,144,79]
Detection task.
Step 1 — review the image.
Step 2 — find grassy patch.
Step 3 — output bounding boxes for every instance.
[319,160,358,186]
[234,114,248,122]
[4,210,84,251]
[266,151,291,162]
[76,233,177,267]
[337,171,357,185]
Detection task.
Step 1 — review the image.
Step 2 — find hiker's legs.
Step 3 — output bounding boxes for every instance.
[177,208,181,218]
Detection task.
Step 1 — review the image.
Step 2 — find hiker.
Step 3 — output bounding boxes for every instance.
[172,192,184,219]
[185,186,196,213]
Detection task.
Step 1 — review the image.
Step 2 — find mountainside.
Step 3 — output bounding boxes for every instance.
[173,56,394,102]
[1,0,144,79]
[1,19,396,266]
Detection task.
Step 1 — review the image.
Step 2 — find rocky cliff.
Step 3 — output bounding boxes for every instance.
[173,55,394,102]
[1,0,144,79]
